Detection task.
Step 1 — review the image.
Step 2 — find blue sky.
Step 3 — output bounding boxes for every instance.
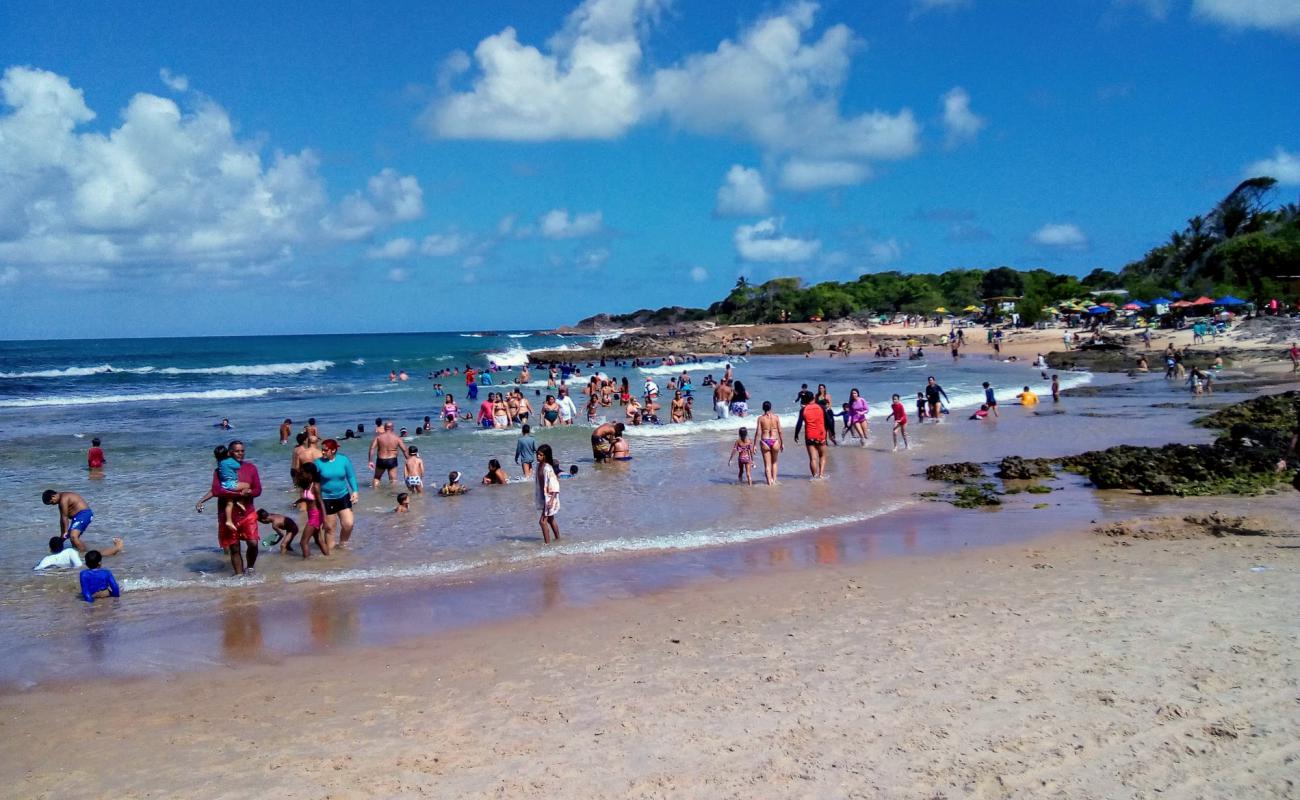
[1,0,1297,339]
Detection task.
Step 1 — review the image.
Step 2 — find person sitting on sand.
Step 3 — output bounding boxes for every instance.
[439,472,468,496]
[969,404,990,421]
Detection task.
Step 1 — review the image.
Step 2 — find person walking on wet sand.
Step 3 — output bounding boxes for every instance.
[204,440,262,575]
[535,443,562,544]
[755,400,782,485]
[793,391,828,479]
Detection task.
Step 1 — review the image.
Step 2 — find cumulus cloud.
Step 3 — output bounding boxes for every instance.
[422,0,662,139]
[734,217,821,262]
[0,66,421,278]
[1245,146,1300,185]
[868,238,903,265]
[420,232,471,256]
[322,168,425,241]
[779,159,873,191]
[366,237,417,260]
[940,87,986,148]
[1031,223,1089,249]
[1192,0,1300,33]
[388,267,409,282]
[159,68,189,92]
[425,1,920,182]
[690,265,709,282]
[715,165,772,216]
[538,208,604,239]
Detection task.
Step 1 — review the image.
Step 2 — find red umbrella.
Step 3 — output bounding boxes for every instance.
[1192,296,1215,305]
[1171,300,1194,308]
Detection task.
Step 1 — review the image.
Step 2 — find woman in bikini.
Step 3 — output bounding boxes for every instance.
[755,400,783,486]
[670,390,687,423]
[443,395,459,429]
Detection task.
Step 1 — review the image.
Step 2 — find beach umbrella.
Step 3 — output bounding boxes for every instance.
[1170,290,1183,299]
[1122,303,1142,311]
[1087,305,1110,314]
[934,307,948,313]
[1192,296,1215,305]
[1171,300,1194,308]
[1216,295,1248,306]
[1150,297,1171,306]
[963,305,980,312]
[1100,301,1117,308]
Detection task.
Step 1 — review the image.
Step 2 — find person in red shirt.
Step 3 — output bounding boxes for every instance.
[792,391,828,479]
[889,394,909,452]
[204,439,263,576]
[86,438,106,470]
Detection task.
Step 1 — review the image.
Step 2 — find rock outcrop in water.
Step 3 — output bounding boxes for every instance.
[925,462,985,482]
[995,456,1054,480]
[1060,391,1298,496]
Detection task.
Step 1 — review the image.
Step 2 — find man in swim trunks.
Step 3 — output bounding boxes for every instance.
[368,421,409,487]
[755,400,783,485]
[792,391,828,479]
[591,421,625,463]
[924,376,949,422]
[714,379,733,419]
[42,489,95,552]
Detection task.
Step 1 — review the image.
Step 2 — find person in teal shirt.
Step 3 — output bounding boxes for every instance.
[314,439,360,548]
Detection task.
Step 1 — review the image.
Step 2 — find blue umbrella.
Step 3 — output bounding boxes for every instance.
[1151,297,1172,306]
[1215,295,1248,306]
[1170,290,1183,299]
[1087,305,1110,314]
[1127,299,1151,308]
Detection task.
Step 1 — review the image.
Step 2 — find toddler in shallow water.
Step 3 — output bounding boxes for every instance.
[728,426,754,486]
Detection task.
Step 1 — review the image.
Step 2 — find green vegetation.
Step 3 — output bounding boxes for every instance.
[604,175,1298,327]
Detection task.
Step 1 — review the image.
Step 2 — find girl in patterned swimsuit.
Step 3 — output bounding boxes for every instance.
[728,426,755,485]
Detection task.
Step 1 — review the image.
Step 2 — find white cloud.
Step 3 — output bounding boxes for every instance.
[690,265,709,282]
[868,238,903,265]
[426,1,920,182]
[779,159,873,191]
[715,165,772,216]
[940,87,986,148]
[322,168,425,241]
[420,232,470,256]
[734,217,821,262]
[650,4,920,163]
[575,247,610,269]
[1245,146,1300,185]
[159,68,189,92]
[1192,0,1300,33]
[366,237,417,260]
[1031,223,1089,249]
[422,0,661,140]
[539,208,604,239]
[0,66,422,279]
[388,267,409,282]
[496,213,518,235]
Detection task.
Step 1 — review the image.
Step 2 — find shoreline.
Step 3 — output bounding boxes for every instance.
[4,493,1295,798]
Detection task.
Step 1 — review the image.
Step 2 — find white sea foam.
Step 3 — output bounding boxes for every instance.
[0,387,281,408]
[351,358,366,366]
[506,333,531,339]
[637,358,743,376]
[282,558,490,585]
[460,333,484,338]
[121,573,267,592]
[0,360,333,379]
[485,346,531,367]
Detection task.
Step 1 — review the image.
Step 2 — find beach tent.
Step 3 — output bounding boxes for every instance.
[1170,291,1184,299]
[1216,296,1248,306]
[1192,296,1216,305]
[1151,297,1172,306]
[1087,305,1110,314]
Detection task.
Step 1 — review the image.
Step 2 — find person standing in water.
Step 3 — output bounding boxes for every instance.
[315,439,360,549]
[515,424,537,477]
[889,394,909,451]
[793,391,828,479]
[204,440,262,575]
[924,377,949,422]
[728,427,755,485]
[534,443,562,544]
[42,489,95,553]
[755,401,782,485]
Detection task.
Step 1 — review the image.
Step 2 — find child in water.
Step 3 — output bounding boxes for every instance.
[292,462,327,558]
[195,445,250,533]
[440,471,468,496]
[728,427,755,485]
[394,493,411,513]
[405,446,425,494]
[79,549,120,603]
[256,509,299,551]
[890,393,909,451]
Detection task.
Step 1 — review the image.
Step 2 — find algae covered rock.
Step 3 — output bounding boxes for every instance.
[995,456,1054,480]
[925,462,985,482]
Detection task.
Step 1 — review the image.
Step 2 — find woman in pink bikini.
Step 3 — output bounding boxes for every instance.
[754,400,783,486]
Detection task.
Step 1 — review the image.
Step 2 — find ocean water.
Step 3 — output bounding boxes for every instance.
[1,330,1233,684]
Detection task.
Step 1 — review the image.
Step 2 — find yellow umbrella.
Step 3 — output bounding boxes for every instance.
[934,307,948,313]
[963,305,980,312]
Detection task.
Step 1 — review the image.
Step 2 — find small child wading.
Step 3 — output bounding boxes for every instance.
[729,427,755,485]
[890,394,909,451]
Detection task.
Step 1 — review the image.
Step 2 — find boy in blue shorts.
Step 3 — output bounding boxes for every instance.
[42,489,94,553]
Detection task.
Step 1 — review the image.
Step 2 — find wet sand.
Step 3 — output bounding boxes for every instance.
[3,493,1296,799]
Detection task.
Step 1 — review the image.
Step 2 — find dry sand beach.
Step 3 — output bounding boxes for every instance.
[3,495,1296,799]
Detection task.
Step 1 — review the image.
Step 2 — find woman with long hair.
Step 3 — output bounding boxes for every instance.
[534,443,562,543]
[848,387,870,445]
